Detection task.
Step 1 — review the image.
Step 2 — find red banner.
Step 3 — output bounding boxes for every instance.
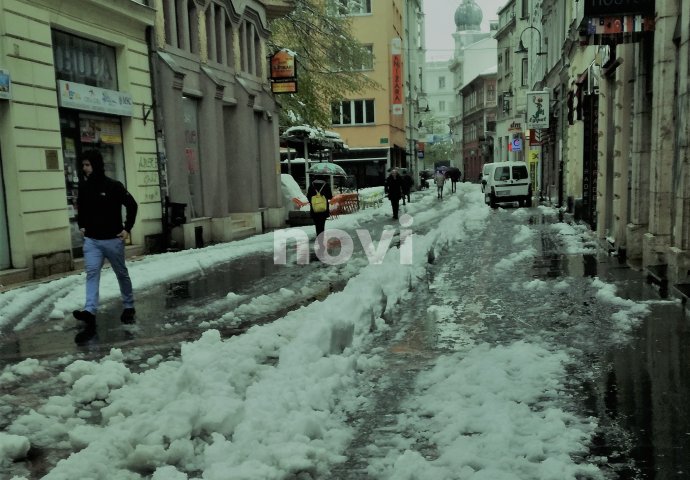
[391,38,403,115]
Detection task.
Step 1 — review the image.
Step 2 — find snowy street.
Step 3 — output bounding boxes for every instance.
[1,183,688,479]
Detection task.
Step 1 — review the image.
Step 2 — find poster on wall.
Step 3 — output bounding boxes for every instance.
[80,118,99,143]
[98,120,122,144]
[0,68,11,100]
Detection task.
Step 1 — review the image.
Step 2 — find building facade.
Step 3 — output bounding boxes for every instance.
[460,69,497,182]
[0,0,294,286]
[152,0,292,249]
[529,0,690,292]
[329,0,419,187]
[0,0,158,284]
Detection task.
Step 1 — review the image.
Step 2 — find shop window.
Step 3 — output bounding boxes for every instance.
[205,2,233,66]
[52,30,118,90]
[239,18,262,76]
[331,99,375,125]
[188,0,199,54]
[521,58,528,86]
[162,0,179,48]
[60,111,127,257]
[225,17,235,68]
[331,0,372,15]
[253,23,262,77]
[206,4,217,62]
[357,44,374,70]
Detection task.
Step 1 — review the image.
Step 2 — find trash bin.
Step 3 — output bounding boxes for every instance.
[168,202,187,227]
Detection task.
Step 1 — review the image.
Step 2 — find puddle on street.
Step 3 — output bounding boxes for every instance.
[591,303,690,479]
[0,253,282,364]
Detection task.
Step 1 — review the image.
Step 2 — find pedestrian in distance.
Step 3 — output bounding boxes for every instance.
[385,168,404,219]
[448,168,461,193]
[435,170,446,199]
[73,150,138,329]
[306,175,333,251]
[400,169,413,205]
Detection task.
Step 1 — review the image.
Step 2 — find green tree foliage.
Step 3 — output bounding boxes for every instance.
[269,0,379,128]
[419,114,455,168]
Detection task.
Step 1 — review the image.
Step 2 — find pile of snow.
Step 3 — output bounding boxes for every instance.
[280,173,309,213]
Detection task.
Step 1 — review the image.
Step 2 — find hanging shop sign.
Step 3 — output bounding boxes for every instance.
[270,49,297,94]
[391,38,403,115]
[57,80,133,116]
[526,91,550,129]
[0,68,10,100]
[584,0,654,17]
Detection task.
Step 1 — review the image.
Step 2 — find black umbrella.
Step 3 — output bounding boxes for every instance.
[446,167,461,181]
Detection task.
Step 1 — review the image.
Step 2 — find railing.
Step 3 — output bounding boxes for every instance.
[329,193,359,218]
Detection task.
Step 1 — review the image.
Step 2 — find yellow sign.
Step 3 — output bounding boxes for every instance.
[270,50,296,79]
[528,149,540,164]
[271,81,297,94]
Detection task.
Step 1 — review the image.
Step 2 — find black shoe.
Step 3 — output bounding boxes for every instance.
[74,324,97,345]
[73,310,96,327]
[121,308,136,324]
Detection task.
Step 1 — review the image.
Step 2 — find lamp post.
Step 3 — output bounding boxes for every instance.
[515,26,547,57]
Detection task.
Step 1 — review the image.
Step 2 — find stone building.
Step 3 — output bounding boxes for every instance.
[534,0,690,291]
[329,0,424,187]
[0,0,158,285]
[151,0,293,249]
[0,0,293,287]
[459,68,496,182]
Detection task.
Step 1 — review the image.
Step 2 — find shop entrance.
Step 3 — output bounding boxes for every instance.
[60,110,125,257]
[0,143,10,269]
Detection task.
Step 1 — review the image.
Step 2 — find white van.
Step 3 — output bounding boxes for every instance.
[480,163,494,193]
[482,161,532,208]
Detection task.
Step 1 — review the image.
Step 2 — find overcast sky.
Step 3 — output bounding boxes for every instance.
[424,0,508,60]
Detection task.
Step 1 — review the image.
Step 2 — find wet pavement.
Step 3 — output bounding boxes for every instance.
[1,197,690,479]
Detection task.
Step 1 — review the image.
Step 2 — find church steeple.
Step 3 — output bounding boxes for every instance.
[454,0,483,31]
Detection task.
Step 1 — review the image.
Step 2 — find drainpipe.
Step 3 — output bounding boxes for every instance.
[145,25,170,250]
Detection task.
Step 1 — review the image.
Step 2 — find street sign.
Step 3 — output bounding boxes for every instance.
[510,138,522,152]
[526,91,549,129]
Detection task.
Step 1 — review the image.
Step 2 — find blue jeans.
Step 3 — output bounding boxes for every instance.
[83,237,134,314]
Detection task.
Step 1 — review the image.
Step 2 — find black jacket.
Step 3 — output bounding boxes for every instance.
[306,179,333,218]
[401,174,413,193]
[77,174,138,240]
[385,174,403,199]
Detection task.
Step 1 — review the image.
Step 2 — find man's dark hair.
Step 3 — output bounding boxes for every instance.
[80,150,105,176]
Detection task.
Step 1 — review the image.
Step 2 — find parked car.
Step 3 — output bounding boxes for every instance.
[482,161,532,208]
[480,163,494,192]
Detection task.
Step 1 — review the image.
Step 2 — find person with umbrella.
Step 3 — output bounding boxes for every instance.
[385,168,404,220]
[447,167,461,193]
[306,174,333,252]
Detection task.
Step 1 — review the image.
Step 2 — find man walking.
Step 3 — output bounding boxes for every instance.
[385,168,404,219]
[73,150,138,327]
[400,169,413,205]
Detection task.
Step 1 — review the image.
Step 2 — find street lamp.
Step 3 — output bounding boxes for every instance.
[515,26,547,56]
